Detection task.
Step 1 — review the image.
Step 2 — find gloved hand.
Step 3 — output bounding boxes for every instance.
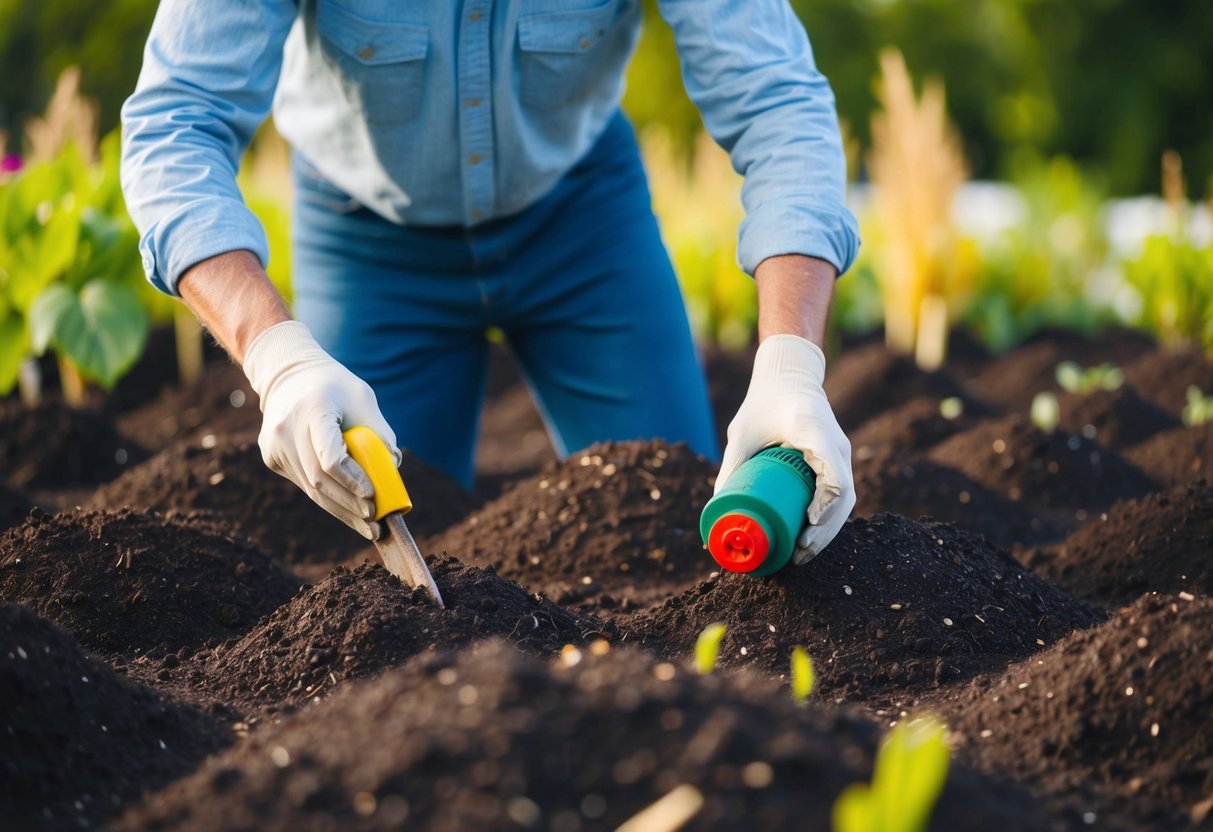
[716,334,855,563]
[242,320,400,540]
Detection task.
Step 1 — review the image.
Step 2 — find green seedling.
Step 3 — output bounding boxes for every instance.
[1184,385,1213,427]
[791,646,816,704]
[1030,391,1060,433]
[1055,360,1123,394]
[694,623,727,675]
[831,715,950,832]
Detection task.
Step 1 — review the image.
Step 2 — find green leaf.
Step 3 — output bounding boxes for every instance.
[791,645,816,704]
[29,280,148,388]
[0,316,29,395]
[694,622,726,675]
[831,783,875,832]
[871,716,950,832]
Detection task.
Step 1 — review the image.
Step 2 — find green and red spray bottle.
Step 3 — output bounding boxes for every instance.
[700,447,817,576]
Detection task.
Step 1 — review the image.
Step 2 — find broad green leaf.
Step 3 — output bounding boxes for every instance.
[872,716,950,832]
[791,645,815,704]
[0,317,28,395]
[694,622,726,675]
[29,280,147,388]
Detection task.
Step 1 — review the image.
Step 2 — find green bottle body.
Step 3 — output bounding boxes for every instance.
[700,447,817,576]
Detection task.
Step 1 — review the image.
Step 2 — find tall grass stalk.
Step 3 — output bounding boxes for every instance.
[867,50,970,371]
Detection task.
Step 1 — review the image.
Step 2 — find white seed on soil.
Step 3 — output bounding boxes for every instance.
[1151,723,1160,737]
[653,663,676,681]
[539,480,550,489]
[741,761,774,789]
[579,456,591,466]
[581,576,593,585]
[1017,682,1029,689]
[458,685,479,705]
[943,618,953,627]
[980,729,993,738]
[270,746,290,767]
[208,472,225,486]
[992,438,1007,453]
[958,490,971,504]
[436,668,458,686]
[229,389,246,408]
[602,464,617,476]
[201,433,218,449]
[1036,638,1046,646]
[650,489,662,500]
[889,603,902,610]
[1125,686,1134,696]
[768,624,776,633]
[16,647,26,660]
[1179,591,1195,601]
[739,647,748,656]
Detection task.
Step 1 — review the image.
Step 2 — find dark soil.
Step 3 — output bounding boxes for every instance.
[0,603,228,830]
[1057,385,1181,450]
[191,560,609,712]
[927,413,1157,513]
[0,479,34,534]
[1024,483,1213,609]
[852,456,1064,550]
[944,593,1213,829]
[849,396,980,465]
[104,325,230,415]
[632,513,1101,705]
[116,640,1059,832]
[1126,423,1213,485]
[434,440,718,610]
[92,432,479,568]
[0,508,299,660]
[1123,348,1213,416]
[115,361,260,452]
[823,341,978,431]
[0,399,149,490]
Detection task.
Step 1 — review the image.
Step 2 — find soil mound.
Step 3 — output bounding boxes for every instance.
[1025,483,1213,609]
[853,457,1062,550]
[1057,385,1180,450]
[0,604,227,830]
[927,413,1157,512]
[118,641,1054,832]
[434,440,718,609]
[823,342,975,431]
[1126,423,1213,485]
[0,508,298,659]
[946,594,1213,829]
[93,433,479,567]
[633,514,1101,703]
[115,360,260,451]
[0,480,34,534]
[1123,348,1213,416]
[196,560,609,710]
[0,399,149,489]
[850,396,980,465]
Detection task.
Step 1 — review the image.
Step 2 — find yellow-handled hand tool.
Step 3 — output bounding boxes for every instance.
[342,426,444,608]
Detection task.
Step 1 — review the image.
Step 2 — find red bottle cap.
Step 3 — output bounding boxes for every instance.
[707,512,770,573]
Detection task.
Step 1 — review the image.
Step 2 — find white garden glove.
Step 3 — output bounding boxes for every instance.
[242,320,400,540]
[716,334,855,564]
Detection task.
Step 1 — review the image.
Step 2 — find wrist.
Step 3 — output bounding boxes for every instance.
[754,254,836,346]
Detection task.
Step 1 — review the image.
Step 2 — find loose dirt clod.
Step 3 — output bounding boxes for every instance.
[633,514,1101,704]
[92,433,479,567]
[1025,483,1213,609]
[0,604,227,830]
[434,440,718,609]
[928,413,1157,512]
[116,641,1055,832]
[195,560,610,710]
[0,399,149,489]
[0,508,299,659]
[945,594,1213,829]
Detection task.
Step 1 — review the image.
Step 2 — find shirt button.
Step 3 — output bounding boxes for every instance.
[465,98,481,108]
[578,37,591,49]
[358,45,375,59]
[467,153,482,165]
[468,10,482,21]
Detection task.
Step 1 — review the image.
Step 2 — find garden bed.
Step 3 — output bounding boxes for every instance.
[1,329,1210,830]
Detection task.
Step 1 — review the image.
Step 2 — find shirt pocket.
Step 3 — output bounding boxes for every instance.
[317,2,429,125]
[517,0,628,111]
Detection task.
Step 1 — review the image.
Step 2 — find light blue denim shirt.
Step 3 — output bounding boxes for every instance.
[121,0,859,295]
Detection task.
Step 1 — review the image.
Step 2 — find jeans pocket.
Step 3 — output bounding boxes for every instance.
[317,2,429,125]
[517,0,631,111]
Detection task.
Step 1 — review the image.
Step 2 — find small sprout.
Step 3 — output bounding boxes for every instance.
[791,646,816,704]
[831,715,950,832]
[694,622,727,675]
[1183,385,1213,426]
[1030,391,1060,433]
[1055,361,1123,394]
[938,397,964,420]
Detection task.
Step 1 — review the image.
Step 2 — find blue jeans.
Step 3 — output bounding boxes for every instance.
[291,112,719,489]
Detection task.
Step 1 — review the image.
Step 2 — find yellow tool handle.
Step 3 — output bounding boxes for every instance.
[342,426,412,521]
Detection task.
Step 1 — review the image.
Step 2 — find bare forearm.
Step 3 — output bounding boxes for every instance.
[177,250,291,363]
[753,254,836,348]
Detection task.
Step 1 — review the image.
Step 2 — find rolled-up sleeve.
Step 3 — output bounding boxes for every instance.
[657,0,859,276]
[121,0,297,295]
